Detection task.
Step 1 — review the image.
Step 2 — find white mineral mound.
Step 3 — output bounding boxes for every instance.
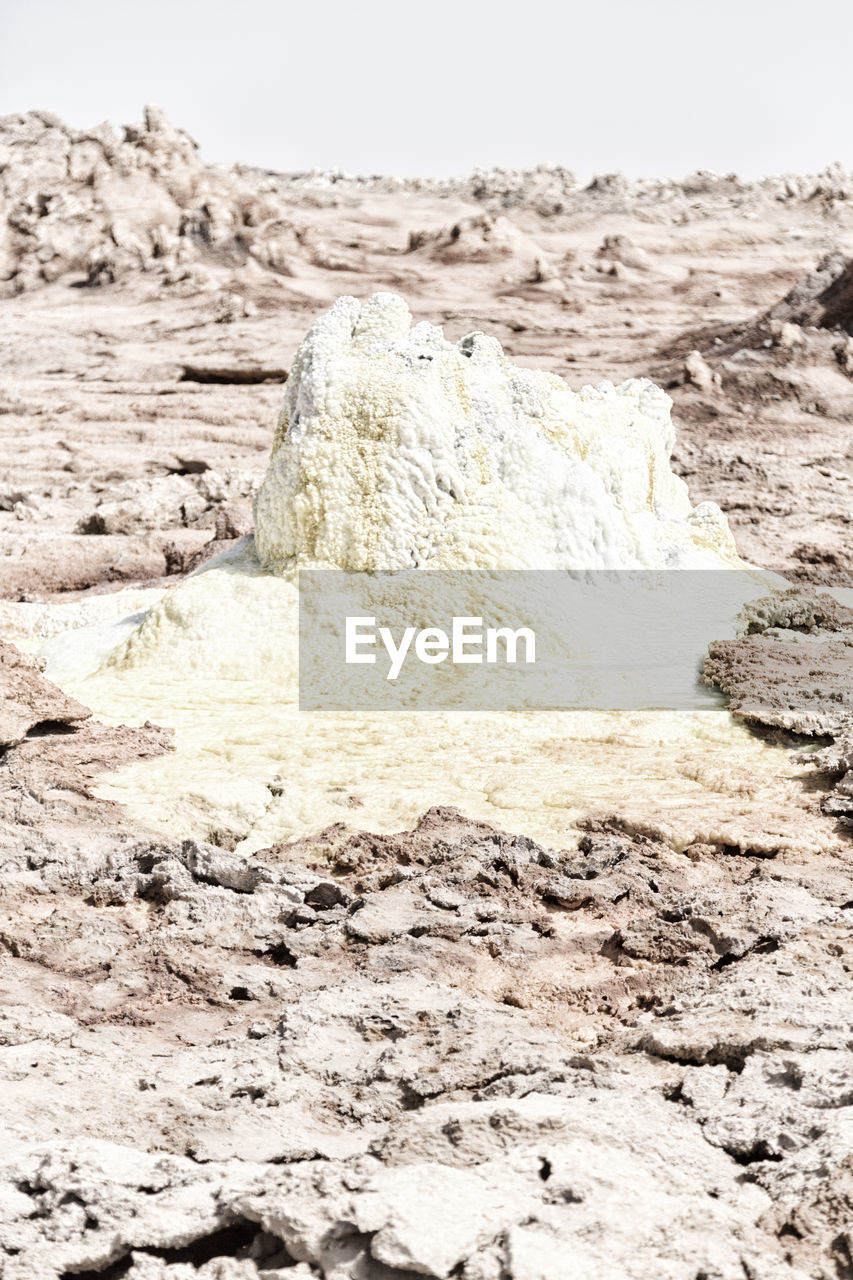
[254,292,740,572]
[29,293,792,853]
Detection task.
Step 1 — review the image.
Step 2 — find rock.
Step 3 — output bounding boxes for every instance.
[703,588,853,818]
[78,471,257,537]
[596,234,651,271]
[684,349,716,392]
[835,334,853,375]
[78,474,208,535]
[214,292,258,323]
[0,773,850,1275]
[776,321,806,350]
[764,250,853,334]
[0,107,309,295]
[407,213,538,265]
[353,1159,542,1275]
[0,638,90,746]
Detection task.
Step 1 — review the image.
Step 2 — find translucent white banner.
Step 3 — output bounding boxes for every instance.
[298,569,792,711]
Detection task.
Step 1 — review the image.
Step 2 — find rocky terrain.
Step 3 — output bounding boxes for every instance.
[2,108,853,1278]
[3,687,853,1278]
[3,106,853,595]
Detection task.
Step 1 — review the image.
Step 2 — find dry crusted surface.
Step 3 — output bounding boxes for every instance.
[3,716,853,1280]
[2,109,853,1277]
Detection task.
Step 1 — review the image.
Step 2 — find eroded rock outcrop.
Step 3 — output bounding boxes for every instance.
[0,638,89,746]
[705,589,853,820]
[0,106,306,294]
[764,250,853,335]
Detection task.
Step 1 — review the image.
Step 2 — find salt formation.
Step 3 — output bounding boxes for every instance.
[254,292,740,572]
[25,291,798,855]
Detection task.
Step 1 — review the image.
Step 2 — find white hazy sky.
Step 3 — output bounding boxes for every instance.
[1,0,851,180]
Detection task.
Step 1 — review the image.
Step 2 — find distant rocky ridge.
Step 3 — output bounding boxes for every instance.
[3,105,853,296]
